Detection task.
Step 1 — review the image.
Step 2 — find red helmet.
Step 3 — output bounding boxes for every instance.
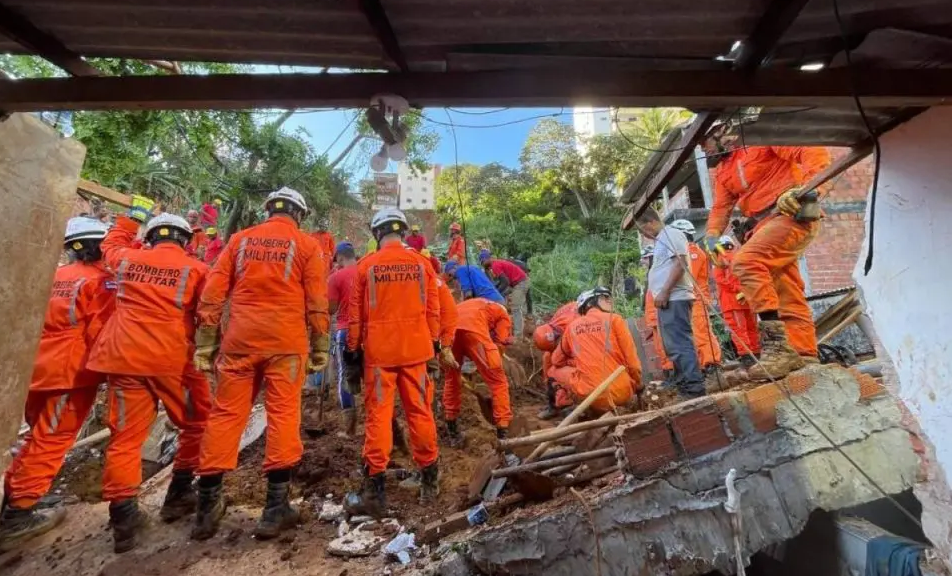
[449,222,462,233]
[533,324,560,352]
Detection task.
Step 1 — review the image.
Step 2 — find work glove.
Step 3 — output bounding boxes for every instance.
[128,195,156,223]
[427,341,442,371]
[701,236,720,257]
[308,333,330,374]
[439,346,460,370]
[776,187,803,217]
[193,325,220,373]
[736,292,746,303]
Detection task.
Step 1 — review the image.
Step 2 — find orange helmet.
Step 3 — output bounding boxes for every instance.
[449,222,462,233]
[533,324,560,352]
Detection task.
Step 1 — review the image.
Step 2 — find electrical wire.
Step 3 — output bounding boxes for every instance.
[446,107,512,116]
[832,0,881,275]
[423,108,568,129]
[280,111,361,188]
[653,225,922,529]
[443,108,469,267]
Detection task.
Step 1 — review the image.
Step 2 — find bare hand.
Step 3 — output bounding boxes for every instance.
[654,291,670,309]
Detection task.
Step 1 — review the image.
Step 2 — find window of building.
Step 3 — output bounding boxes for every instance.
[405,198,413,204]
[421,199,428,205]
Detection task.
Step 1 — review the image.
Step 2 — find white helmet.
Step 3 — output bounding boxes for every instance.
[576,286,611,313]
[671,219,696,235]
[64,217,108,243]
[719,235,736,249]
[265,186,308,213]
[145,213,192,238]
[370,207,409,235]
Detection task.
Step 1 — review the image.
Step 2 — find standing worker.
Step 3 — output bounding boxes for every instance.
[192,186,330,541]
[185,209,208,260]
[549,288,642,414]
[712,236,760,365]
[0,218,116,549]
[635,209,706,399]
[443,261,505,304]
[447,222,465,264]
[311,215,336,271]
[479,250,530,340]
[670,219,722,372]
[85,205,212,553]
[327,242,361,437]
[203,227,224,265]
[532,301,578,419]
[406,224,427,251]
[442,297,513,445]
[701,125,831,378]
[345,208,442,517]
[641,245,674,379]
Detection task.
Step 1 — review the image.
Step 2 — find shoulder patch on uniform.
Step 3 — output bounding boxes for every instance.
[104,280,118,291]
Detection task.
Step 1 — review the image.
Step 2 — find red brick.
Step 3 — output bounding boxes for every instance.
[714,394,744,438]
[671,403,731,458]
[616,415,679,477]
[847,368,887,400]
[781,372,815,395]
[745,383,784,433]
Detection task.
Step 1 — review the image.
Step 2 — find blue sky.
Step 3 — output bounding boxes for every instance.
[284,107,568,175]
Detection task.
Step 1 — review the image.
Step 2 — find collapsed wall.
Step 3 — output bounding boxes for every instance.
[456,365,920,576]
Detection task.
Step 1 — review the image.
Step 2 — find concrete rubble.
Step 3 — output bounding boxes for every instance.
[418,365,921,576]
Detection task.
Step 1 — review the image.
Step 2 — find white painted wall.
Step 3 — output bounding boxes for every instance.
[854,106,952,564]
[397,162,437,210]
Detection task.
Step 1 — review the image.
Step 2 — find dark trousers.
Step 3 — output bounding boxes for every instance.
[658,299,705,396]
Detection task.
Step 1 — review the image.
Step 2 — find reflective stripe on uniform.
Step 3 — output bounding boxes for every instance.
[368,266,378,309]
[416,263,425,303]
[603,320,613,354]
[374,367,383,404]
[283,240,297,281]
[737,160,749,191]
[236,237,248,277]
[48,393,70,433]
[174,266,191,309]
[288,355,300,382]
[115,260,129,298]
[114,389,126,430]
[68,278,87,326]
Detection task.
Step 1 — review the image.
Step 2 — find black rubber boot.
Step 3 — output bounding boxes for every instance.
[495,427,509,440]
[537,379,561,420]
[254,473,300,540]
[419,463,440,504]
[445,419,464,448]
[191,475,226,541]
[0,504,66,551]
[160,469,196,523]
[344,467,387,519]
[109,499,148,554]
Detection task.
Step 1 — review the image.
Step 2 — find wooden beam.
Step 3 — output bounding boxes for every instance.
[628,112,720,220]
[357,0,408,72]
[2,69,952,112]
[0,3,100,77]
[733,0,812,71]
[77,179,132,207]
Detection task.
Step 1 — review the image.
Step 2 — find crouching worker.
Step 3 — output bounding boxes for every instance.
[549,288,642,415]
[192,187,329,541]
[442,298,513,445]
[532,301,578,420]
[0,218,115,550]
[85,204,212,553]
[345,208,442,517]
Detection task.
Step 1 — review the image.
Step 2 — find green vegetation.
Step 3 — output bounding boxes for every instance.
[435,110,690,315]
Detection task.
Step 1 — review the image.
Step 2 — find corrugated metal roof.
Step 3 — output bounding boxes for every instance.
[1,0,950,72]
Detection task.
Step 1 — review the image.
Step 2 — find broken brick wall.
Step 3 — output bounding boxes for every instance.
[854,107,952,569]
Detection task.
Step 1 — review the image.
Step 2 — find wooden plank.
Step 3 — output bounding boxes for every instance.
[3,69,952,112]
[77,178,132,207]
[420,493,523,544]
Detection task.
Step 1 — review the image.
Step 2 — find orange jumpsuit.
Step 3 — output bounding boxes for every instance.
[311,230,336,272]
[197,215,329,475]
[86,216,212,502]
[540,302,579,408]
[4,262,115,509]
[714,252,761,356]
[348,240,440,475]
[643,290,673,371]
[443,298,513,427]
[687,244,722,368]
[436,279,458,349]
[709,146,831,358]
[187,227,209,260]
[550,309,642,413]
[447,235,465,264]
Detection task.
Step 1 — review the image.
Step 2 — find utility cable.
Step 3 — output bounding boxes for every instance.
[654,225,922,529]
[443,109,469,268]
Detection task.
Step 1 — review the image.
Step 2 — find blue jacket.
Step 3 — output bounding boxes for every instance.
[453,265,505,304]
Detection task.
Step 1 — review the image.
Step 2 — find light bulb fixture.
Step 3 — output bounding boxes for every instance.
[388,142,407,162]
[799,62,825,72]
[370,144,389,172]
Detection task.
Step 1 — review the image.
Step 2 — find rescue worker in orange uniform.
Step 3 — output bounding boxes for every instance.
[185,209,208,260]
[0,218,116,549]
[191,187,329,541]
[670,219,722,371]
[702,123,831,379]
[345,208,441,516]
[640,245,674,376]
[447,222,465,264]
[443,297,513,445]
[532,301,578,419]
[550,288,642,414]
[311,214,336,272]
[712,236,761,364]
[86,206,212,553]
